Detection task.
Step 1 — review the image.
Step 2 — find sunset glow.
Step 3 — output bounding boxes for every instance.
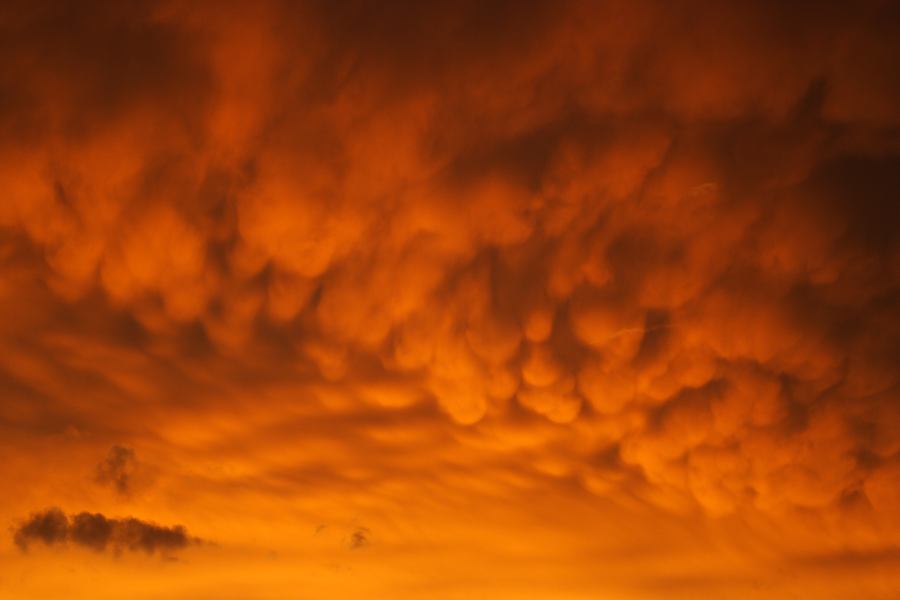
[2,2,900,598]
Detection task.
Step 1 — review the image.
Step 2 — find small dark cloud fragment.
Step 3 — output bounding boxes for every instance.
[349,527,370,549]
[12,508,199,555]
[94,445,138,496]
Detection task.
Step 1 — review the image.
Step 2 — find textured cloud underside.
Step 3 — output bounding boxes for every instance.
[1,1,899,597]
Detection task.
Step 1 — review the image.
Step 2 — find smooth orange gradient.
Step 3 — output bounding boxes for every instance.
[1,1,899,598]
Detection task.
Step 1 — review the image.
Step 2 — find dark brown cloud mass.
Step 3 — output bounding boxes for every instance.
[1,0,899,598]
[13,508,196,555]
[94,445,138,496]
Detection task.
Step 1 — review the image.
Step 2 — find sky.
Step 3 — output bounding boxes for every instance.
[1,1,899,598]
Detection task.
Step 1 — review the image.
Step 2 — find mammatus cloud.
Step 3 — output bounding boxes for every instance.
[0,0,899,597]
[1,0,897,526]
[13,508,198,555]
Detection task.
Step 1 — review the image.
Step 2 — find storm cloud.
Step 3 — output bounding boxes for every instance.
[1,1,899,598]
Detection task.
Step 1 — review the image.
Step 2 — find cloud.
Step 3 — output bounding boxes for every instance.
[13,508,198,555]
[94,445,138,496]
[349,527,370,550]
[0,0,895,518]
[0,0,899,597]
[11,507,68,550]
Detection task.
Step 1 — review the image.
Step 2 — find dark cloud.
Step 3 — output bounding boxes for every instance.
[94,445,138,495]
[12,507,67,551]
[12,508,197,555]
[0,1,899,595]
[349,527,369,550]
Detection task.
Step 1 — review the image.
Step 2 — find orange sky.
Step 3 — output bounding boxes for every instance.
[1,1,900,598]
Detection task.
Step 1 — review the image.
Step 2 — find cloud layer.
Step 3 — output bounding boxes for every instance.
[1,0,899,597]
